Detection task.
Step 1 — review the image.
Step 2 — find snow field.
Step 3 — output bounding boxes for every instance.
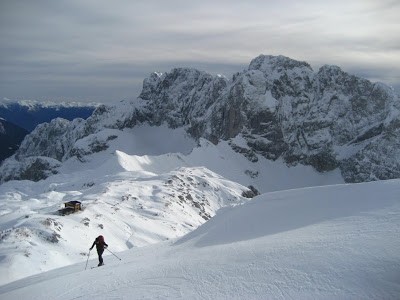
[0,179,399,299]
[0,126,344,286]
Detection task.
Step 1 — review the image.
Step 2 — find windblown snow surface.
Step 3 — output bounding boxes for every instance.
[1,126,399,299]
[0,180,399,299]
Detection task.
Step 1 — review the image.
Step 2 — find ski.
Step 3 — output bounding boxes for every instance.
[91,264,104,269]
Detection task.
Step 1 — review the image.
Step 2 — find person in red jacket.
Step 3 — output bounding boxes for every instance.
[90,235,108,266]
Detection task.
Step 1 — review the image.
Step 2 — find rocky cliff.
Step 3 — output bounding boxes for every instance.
[1,55,399,183]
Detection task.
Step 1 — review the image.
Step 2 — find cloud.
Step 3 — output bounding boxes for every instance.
[0,0,399,101]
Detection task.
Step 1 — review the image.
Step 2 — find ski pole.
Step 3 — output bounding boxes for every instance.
[85,249,91,270]
[106,248,122,261]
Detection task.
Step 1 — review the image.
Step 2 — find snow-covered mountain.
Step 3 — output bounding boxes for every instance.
[139,55,400,182]
[1,55,399,183]
[0,54,399,292]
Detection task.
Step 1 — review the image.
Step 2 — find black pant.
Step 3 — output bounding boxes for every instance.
[97,248,104,265]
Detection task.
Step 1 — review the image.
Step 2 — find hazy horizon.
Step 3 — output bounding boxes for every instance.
[1,0,399,103]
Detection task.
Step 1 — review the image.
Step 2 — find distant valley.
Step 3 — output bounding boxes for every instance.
[0,99,97,162]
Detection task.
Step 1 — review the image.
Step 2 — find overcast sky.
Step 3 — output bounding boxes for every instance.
[0,0,399,103]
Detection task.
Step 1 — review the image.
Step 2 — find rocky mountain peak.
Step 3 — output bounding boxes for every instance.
[1,54,399,184]
[137,67,228,131]
[248,54,313,75]
[138,72,163,101]
[318,64,343,76]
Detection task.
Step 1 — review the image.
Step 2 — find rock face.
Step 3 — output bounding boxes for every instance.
[1,54,399,183]
[0,156,60,182]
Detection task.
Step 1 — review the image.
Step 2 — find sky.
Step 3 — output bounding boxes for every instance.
[0,0,399,103]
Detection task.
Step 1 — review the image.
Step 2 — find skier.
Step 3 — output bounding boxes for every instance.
[89,235,108,266]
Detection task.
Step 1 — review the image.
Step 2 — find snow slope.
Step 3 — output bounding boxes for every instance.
[0,179,399,299]
[0,126,343,286]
